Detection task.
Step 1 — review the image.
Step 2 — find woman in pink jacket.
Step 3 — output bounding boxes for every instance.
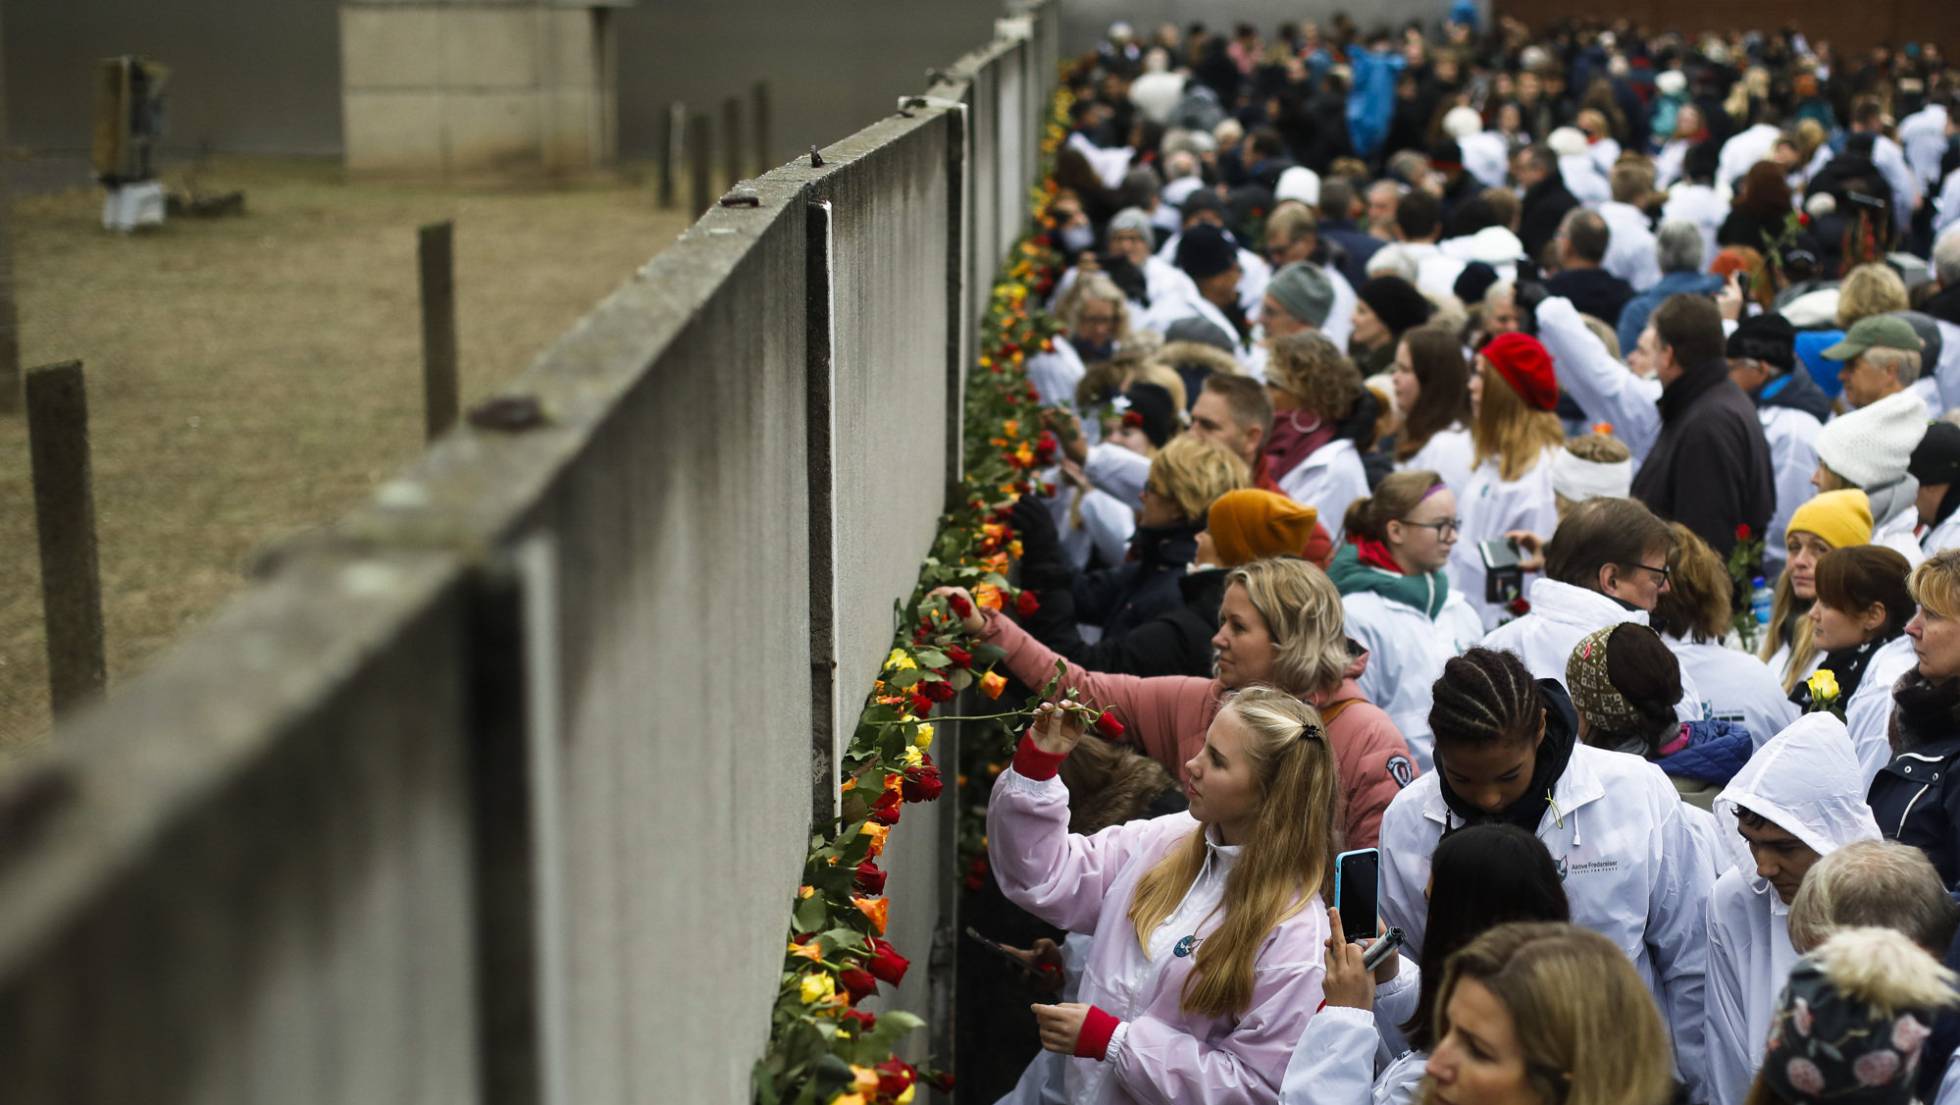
[937,557,1416,848]
[990,685,1338,1105]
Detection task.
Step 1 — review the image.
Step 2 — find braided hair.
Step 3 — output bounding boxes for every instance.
[1429,647,1543,749]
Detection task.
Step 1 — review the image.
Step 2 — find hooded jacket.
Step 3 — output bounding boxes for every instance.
[1482,579,1702,708]
[1870,669,1960,887]
[1378,682,1716,1098]
[979,608,1416,848]
[1631,357,1776,559]
[1704,715,1883,1105]
[1663,634,1800,755]
[1448,447,1563,632]
[1330,544,1485,771]
[1749,371,1829,577]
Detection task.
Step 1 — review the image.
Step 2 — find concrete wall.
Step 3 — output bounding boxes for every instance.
[0,3,1056,1101]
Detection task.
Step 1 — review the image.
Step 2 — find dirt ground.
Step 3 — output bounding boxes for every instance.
[0,157,691,750]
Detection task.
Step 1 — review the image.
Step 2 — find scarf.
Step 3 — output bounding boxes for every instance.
[1326,541,1452,619]
[1263,409,1337,483]
[1790,632,1903,711]
[1438,680,1579,835]
[1655,355,1732,424]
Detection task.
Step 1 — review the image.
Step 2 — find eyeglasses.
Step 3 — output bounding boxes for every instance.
[1627,562,1673,584]
[1398,517,1462,536]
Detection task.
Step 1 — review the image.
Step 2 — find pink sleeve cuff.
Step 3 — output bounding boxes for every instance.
[1075,1005,1121,1061]
[1012,735,1069,780]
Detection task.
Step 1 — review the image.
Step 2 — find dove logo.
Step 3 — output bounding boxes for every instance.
[1386,756,1415,789]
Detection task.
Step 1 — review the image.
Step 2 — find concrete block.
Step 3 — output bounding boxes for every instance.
[444,91,540,169]
[343,90,445,172]
[340,6,444,89]
[541,8,601,89]
[541,88,599,170]
[439,8,541,89]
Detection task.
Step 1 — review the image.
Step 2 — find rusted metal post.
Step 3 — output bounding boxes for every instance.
[26,361,106,717]
[419,220,459,441]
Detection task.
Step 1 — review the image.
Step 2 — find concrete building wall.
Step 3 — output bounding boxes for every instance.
[0,5,1059,1100]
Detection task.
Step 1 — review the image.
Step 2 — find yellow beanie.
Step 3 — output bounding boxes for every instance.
[1208,490,1318,567]
[1785,489,1875,551]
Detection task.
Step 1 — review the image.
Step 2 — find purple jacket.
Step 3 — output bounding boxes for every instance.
[988,759,1330,1105]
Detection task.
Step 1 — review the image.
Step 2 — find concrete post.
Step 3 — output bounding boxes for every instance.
[658,102,683,209]
[688,112,712,216]
[721,96,744,188]
[419,221,459,441]
[25,361,106,717]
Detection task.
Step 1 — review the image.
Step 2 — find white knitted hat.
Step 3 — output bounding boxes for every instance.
[1548,127,1589,158]
[1814,390,1931,489]
[1442,106,1484,139]
[1275,166,1321,208]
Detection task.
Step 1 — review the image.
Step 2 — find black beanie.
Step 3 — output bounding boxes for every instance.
[1727,313,1797,373]
[1358,275,1434,335]
[1454,261,1500,307]
[1176,224,1239,279]
[1120,383,1179,448]
[1910,421,1960,488]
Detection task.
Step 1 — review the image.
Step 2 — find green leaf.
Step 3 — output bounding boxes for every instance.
[820,927,869,954]
[888,668,924,689]
[792,895,829,935]
[914,649,951,669]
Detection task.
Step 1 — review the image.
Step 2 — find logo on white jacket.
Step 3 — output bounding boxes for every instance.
[1386,755,1415,789]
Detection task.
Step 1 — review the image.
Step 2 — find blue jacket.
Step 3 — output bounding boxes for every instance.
[1617,271,1725,355]
[1345,49,1402,159]
[1656,718,1755,786]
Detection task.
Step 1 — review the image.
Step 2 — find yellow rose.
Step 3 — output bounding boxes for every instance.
[897,1084,916,1105]
[886,648,917,672]
[902,745,925,768]
[800,971,835,1004]
[788,941,823,962]
[914,723,935,750]
[1808,668,1842,703]
[981,671,1008,700]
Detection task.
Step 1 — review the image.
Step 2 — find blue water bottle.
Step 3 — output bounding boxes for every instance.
[1750,576,1774,628]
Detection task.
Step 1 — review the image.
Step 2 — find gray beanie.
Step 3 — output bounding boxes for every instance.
[1265,262,1335,328]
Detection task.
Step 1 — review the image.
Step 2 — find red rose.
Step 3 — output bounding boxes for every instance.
[841,1007,877,1032]
[869,790,903,826]
[928,1071,956,1094]
[854,858,887,895]
[947,593,973,619]
[1736,523,1752,541]
[1096,709,1126,740]
[867,937,911,986]
[963,855,989,892]
[1025,383,1040,402]
[1798,212,1812,227]
[876,1059,918,1097]
[1122,411,1144,429]
[1035,430,1058,460]
[902,758,944,802]
[1508,596,1531,616]
[839,967,879,1003]
[1016,589,1041,616]
[923,678,957,703]
[946,645,973,668]
[909,691,935,716]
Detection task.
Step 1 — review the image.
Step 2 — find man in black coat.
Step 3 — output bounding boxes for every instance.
[1543,209,1636,327]
[1630,293,1775,559]
[1514,143,1578,264]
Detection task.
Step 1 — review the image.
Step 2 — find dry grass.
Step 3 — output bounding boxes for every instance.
[0,157,691,750]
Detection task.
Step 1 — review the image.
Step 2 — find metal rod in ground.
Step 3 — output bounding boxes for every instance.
[751,81,770,176]
[25,360,105,718]
[721,96,743,188]
[419,220,459,441]
[0,7,20,415]
[688,112,712,216]
[657,101,683,209]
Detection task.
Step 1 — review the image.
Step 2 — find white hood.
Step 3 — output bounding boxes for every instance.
[1715,713,1881,860]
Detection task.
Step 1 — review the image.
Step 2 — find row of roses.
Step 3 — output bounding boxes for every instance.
[750,81,1078,1105]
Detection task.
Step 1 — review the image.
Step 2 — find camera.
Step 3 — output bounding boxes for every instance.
[1479,538,1525,606]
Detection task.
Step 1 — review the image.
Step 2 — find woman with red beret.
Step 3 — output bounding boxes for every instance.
[1448,333,1565,630]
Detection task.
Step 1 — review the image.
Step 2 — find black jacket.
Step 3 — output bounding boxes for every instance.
[1629,360,1774,558]
[1870,671,1960,889]
[1544,268,1636,327]
[1926,282,1960,329]
[1017,567,1228,679]
[1519,175,1579,263]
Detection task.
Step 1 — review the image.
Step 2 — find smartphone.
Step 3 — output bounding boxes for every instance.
[1478,538,1521,572]
[1735,271,1752,300]
[1333,848,1381,940]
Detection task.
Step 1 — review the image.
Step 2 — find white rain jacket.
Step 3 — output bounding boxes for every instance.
[1343,587,1486,772]
[1379,738,1716,1100]
[1665,635,1799,749]
[1536,296,1660,460]
[1481,579,1706,720]
[1844,634,1920,789]
[1277,439,1369,543]
[1924,510,1960,557]
[1449,449,1561,632]
[1027,338,1088,409]
[1397,425,1474,497]
[1704,715,1882,1105]
[1278,962,1425,1105]
[1758,405,1822,579]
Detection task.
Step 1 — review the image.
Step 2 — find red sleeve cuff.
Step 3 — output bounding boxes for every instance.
[1012,735,1069,780]
[1075,1005,1121,1060]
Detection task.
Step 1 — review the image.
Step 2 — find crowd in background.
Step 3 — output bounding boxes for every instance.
[947,8,1960,1105]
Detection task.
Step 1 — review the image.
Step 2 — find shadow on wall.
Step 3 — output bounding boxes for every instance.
[2,0,1000,164]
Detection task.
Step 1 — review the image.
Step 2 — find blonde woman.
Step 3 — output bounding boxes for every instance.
[1035,272,1137,407]
[1420,923,1675,1105]
[988,686,1340,1104]
[1759,490,1875,692]
[1263,332,1374,536]
[934,556,1416,848]
[1448,333,1566,630]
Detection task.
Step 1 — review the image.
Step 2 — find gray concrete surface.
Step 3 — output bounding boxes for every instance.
[0,2,1059,1099]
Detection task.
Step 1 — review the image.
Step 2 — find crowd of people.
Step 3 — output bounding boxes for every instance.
[947,8,1960,1105]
